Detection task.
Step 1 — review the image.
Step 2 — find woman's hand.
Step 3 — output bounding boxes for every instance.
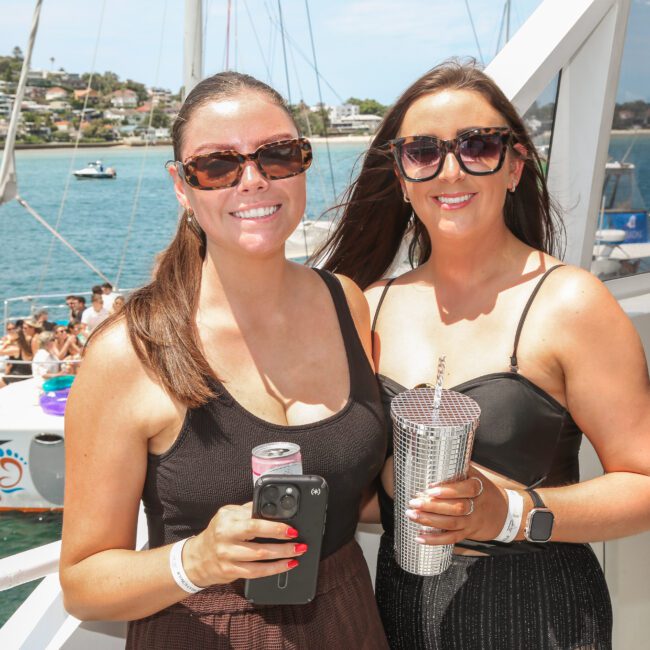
[182,502,307,588]
[405,467,508,545]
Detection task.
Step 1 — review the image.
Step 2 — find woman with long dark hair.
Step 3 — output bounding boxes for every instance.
[316,61,650,649]
[59,72,388,648]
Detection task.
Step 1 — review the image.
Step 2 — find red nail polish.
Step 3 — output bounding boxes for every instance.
[294,543,308,553]
[287,559,299,569]
[286,527,299,538]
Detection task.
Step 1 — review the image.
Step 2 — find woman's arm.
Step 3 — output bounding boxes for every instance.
[409,268,650,545]
[60,322,303,621]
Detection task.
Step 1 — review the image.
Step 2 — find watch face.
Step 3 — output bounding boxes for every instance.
[530,510,554,542]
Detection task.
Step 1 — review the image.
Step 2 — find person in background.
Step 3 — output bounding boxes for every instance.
[0,321,20,388]
[110,295,125,315]
[53,324,81,361]
[35,309,56,332]
[101,282,121,312]
[70,321,87,349]
[68,296,86,323]
[22,318,42,357]
[1,321,18,347]
[32,331,64,381]
[66,295,78,322]
[80,294,109,333]
[60,71,388,649]
[317,60,650,649]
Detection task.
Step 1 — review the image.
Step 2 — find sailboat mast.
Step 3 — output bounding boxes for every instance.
[505,0,511,42]
[0,0,43,205]
[183,0,204,101]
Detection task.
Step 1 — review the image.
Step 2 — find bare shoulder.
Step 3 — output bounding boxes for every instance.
[538,263,645,366]
[67,318,180,441]
[334,273,370,326]
[541,263,625,322]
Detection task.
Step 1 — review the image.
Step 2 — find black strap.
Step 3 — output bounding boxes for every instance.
[526,487,546,508]
[370,278,398,357]
[510,265,564,372]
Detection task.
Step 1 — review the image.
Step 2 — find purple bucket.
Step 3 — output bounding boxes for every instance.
[39,388,70,416]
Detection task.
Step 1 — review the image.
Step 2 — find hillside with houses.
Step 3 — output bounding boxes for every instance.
[0,48,390,148]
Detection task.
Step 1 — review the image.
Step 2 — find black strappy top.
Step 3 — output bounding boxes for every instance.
[142,269,387,558]
[374,265,583,554]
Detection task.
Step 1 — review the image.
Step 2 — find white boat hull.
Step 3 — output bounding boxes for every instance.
[0,379,65,511]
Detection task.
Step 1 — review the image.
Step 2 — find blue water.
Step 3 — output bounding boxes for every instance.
[0,142,367,306]
[1,134,649,626]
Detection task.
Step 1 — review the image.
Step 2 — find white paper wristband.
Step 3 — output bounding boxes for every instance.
[169,537,203,594]
[493,489,524,543]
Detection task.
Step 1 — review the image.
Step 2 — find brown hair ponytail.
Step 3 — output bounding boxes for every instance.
[89,71,297,407]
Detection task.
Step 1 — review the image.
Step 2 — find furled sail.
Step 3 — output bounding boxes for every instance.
[0,0,43,205]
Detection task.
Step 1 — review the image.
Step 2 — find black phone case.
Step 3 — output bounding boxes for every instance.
[244,474,328,605]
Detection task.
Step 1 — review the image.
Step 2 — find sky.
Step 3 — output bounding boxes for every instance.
[0,0,648,106]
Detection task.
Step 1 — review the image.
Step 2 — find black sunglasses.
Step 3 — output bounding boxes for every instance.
[168,138,313,191]
[389,127,512,182]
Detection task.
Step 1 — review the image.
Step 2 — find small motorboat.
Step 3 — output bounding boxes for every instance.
[73,160,116,179]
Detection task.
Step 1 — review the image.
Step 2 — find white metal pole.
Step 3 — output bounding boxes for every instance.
[183,0,204,101]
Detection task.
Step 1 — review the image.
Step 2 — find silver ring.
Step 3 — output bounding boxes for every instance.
[465,498,475,516]
[471,476,484,497]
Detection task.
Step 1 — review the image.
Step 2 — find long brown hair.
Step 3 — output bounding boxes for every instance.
[313,60,564,289]
[90,72,297,407]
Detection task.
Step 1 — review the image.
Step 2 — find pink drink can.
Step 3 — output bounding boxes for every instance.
[252,442,303,484]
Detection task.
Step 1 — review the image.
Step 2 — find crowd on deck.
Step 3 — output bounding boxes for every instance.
[0,282,123,388]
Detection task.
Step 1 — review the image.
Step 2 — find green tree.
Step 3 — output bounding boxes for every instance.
[346,97,387,116]
[125,79,148,104]
[12,46,23,60]
[291,102,329,137]
[150,108,170,129]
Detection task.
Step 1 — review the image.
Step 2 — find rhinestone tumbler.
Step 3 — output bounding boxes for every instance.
[391,387,481,575]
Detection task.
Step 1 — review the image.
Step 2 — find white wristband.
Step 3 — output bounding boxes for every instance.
[169,537,203,594]
[493,489,524,543]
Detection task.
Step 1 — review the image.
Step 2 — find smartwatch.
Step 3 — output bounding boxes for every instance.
[524,488,554,543]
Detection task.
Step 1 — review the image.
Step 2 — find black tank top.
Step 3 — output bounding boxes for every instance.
[374,265,582,554]
[141,269,387,558]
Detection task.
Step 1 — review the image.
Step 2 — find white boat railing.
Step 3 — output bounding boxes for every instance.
[0,504,148,650]
[0,540,61,592]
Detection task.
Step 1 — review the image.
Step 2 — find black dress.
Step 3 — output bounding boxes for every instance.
[373,266,612,650]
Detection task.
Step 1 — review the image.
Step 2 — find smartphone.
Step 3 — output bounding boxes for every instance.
[244,474,328,605]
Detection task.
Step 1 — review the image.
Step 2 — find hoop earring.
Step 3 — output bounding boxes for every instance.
[403,193,411,203]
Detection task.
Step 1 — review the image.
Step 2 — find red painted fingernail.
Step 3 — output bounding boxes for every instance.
[286,527,299,538]
[287,559,299,569]
[294,543,308,553]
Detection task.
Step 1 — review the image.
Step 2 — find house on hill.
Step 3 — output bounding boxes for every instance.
[45,87,68,102]
[74,88,99,102]
[110,89,138,108]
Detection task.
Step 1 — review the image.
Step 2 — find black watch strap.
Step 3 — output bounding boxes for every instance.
[526,488,545,508]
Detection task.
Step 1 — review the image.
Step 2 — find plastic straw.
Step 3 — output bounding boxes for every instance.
[432,355,446,411]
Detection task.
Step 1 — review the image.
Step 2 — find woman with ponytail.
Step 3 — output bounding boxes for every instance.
[59,72,388,648]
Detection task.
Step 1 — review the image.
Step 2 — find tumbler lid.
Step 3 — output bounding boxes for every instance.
[391,388,480,427]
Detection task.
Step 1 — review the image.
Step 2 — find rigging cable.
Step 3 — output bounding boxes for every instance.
[495,1,508,56]
[242,0,272,81]
[287,33,329,226]
[265,5,343,103]
[225,0,232,69]
[463,0,485,66]
[16,196,112,284]
[277,0,292,105]
[304,0,336,199]
[114,0,169,289]
[37,0,109,293]
[285,30,324,259]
